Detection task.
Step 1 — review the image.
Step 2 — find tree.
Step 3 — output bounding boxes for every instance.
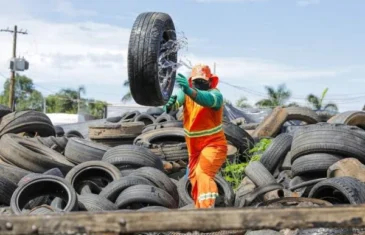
[88,100,108,119]
[53,88,79,113]
[235,96,252,108]
[307,88,338,111]
[121,80,132,103]
[0,74,44,111]
[255,84,292,108]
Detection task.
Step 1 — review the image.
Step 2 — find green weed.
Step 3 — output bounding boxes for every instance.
[222,138,272,190]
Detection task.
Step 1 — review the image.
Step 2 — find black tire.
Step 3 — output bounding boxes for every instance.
[309,177,365,204]
[121,111,141,122]
[134,113,155,126]
[0,134,74,174]
[223,120,254,154]
[0,110,55,137]
[0,177,17,206]
[146,107,164,117]
[260,133,293,173]
[65,161,122,194]
[78,194,117,212]
[142,121,183,134]
[328,111,365,129]
[18,167,64,186]
[102,145,164,171]
[0,162,30,185]
[99,175,154,203]
[177,175,234,207]
[134,127,188,161]
[129,166,179,204]
[35,136,68,153]
[116,185,177,209]
[64,138,110,164]
[285,107,320,124]
[11,175,78,214]
[120,168,135,177]
[291,123,365,163]
[292,153,343,177]
[54,125,65,137]
[128,12,177,106]
[241,123,260,130]
[65,130,84,139]
[245,161,276,187]
[0,104,11,119]
[155,114,176,123]
[106,116,123,123]
[296,228,354,235]
[29,205,55,215]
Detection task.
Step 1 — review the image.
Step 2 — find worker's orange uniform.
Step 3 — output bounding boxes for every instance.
[184,96,228,208]
[180,65,228,208]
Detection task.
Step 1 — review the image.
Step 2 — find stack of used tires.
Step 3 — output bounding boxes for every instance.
[0,107,238,215]
[236,110,365,234]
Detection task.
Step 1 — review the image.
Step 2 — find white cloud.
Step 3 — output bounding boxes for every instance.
[297,0,320,7]
[177,54,349,84]
[54,0,98,17]
[0,17,131,86]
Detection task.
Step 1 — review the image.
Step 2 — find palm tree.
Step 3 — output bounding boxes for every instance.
[255,84,292,108]
[307,88,338,111]
[121,80,132,103]
[235,96,252,108]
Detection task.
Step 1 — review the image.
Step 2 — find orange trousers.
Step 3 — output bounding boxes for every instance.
[187,143,227,208]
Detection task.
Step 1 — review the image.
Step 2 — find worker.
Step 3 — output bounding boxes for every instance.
[163,64,228,209]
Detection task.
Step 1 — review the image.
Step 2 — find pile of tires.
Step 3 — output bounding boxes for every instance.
[236,110,365,235]
[0,107,237,215]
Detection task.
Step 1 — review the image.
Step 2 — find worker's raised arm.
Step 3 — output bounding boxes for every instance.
[192,89,223,110]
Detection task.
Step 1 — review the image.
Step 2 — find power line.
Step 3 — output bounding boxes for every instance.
[1,25,28,111]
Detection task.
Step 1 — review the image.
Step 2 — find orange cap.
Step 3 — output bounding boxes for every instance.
[189,64,219,88]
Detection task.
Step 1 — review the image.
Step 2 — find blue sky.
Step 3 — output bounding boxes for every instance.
[0,0,364,111]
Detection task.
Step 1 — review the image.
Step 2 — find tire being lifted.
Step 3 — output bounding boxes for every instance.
[128,12,177,106]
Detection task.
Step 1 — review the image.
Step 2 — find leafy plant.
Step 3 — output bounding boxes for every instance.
[307,88,338,111]
[222,138,272,190]
[255,84,292,108]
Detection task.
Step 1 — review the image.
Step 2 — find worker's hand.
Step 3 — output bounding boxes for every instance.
[163,95,177,113]
[176,73,193,95]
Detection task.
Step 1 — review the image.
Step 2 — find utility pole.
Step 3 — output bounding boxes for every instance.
[0,25,28,111]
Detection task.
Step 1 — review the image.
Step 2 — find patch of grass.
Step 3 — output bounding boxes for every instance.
[222,138,272,190]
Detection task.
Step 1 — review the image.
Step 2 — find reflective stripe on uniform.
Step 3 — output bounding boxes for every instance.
[184,124,223,138]
[198,192,219,202]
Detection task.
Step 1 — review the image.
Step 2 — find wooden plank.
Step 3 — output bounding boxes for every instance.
[1,206,365,234]
[252,107,288,138]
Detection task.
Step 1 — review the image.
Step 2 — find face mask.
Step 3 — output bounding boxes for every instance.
[193,79,210,90]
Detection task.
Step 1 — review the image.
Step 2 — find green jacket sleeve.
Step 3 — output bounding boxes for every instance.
[193,89,223,110]
[170,89,185,111]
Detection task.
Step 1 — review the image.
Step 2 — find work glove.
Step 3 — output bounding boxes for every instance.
[163,95,177,113]
[176,73,193,96]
